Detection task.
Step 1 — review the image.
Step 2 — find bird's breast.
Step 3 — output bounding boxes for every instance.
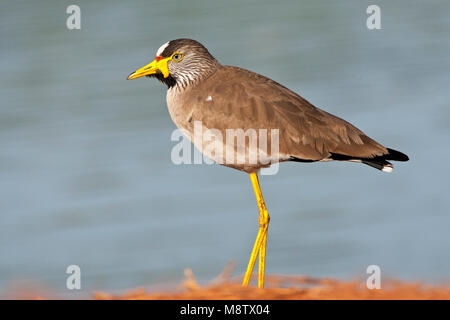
[166,87,197,135]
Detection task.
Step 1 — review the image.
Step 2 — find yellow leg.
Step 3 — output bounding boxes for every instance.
[242,222,266,286]
[258,231,268,288]
[242,172,270,288]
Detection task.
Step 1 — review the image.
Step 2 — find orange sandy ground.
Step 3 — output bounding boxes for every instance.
[6,269,450,300]
[93,270,450,300]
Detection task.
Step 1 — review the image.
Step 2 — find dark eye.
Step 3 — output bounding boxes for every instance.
[172,53,182,61]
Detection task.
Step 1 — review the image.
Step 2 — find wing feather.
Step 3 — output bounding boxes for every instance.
[186,66,388,161]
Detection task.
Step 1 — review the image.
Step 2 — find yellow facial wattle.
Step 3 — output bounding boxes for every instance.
[127,52,184,80]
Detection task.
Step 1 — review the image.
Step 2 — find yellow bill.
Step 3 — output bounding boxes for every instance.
[127,56,170,80]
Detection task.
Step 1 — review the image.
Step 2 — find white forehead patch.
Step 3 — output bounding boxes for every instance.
[156,41,169,56]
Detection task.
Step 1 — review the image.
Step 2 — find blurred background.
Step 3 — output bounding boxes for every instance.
[1,0,449,296]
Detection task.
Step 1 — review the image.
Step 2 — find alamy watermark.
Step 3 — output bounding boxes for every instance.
[367,5,381,30]
[170,121,281,175]
[366,264,381,289]
[66,264,81,290]
[66,5,81,30]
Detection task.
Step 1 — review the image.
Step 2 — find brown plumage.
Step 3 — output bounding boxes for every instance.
[149,39,408,173]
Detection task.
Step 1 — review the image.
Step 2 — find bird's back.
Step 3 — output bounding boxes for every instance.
[168,65,392,171]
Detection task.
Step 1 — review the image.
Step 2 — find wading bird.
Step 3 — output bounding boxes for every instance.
[127,38,409,288]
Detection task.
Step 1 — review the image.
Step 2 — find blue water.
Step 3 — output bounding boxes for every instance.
[1,0,449,296]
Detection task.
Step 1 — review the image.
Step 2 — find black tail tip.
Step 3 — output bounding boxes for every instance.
[387,148,409,162]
